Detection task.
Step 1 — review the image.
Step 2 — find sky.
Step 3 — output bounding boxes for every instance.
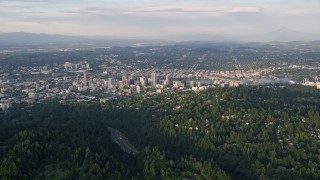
[0,0,320,38]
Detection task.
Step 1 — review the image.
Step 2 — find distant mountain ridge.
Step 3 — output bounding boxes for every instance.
[0,32,176,47]
[0,32,89,45]
[0,29,319,46]
[162,28,319,42]
[262,27,318,41]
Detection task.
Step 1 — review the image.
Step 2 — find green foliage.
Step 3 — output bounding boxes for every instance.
[0,85,319,179]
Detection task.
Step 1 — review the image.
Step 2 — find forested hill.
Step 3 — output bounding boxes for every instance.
[0,85,319,179]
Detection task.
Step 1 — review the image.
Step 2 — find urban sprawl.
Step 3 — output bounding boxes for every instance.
[1,58,319,111]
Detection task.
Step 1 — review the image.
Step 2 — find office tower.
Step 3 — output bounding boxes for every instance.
[165,74,170,86]
[128,75,132,85]
[108,78,113,89]
[189,81,195,87]
[35,83,40,91]
[128,75,133,85]
[64,62,72,70]
[83,70,87,83]
[136,85,141,94]
[86,63,90,69]
[118,81,123,89]
[140,76,146,86]
[151,72,157,87]
[124,79,128,86]
[122,75,127,86]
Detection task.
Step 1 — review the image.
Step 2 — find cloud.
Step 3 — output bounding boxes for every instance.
[0,0,319,37]
[61,7,119,15]
[119,5,264,19]
[280,7,320,16]
[0,2,31,9]
[226,6,261,13]
[138,6,262,13]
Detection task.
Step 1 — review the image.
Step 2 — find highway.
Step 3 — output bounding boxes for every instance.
[108,127,139,155]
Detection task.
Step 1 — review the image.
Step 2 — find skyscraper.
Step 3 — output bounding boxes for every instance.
[151,73,157,87]
[122,75,127,86]
[165,74,170,86]
[140,76,146,86]
[64,62,72,70]
[189,81,195,87]
[108,78,113,89]
[197,81,201,87]
[83,70,87,83]
[136,85,141,94]
[128,75,133,85]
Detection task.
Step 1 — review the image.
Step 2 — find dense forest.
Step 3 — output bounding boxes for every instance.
[0,85,319,179]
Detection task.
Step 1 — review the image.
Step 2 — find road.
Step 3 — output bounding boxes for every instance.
[108,127,139,155]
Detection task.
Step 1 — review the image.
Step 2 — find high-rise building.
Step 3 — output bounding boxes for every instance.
[136,85,141,93]
[128,75,133,85]
[124,79,128,86]
[35,83,40,91]
[108,78,113,89]
[189,81,195,87]
[64,62,72,70]
[151,73,157,87]
[83,70,87,83]
[118,81,123,89]
[147,78,152,85]
[197,81,201,87]
[140,76,146,86]
[165,74,170,86]
[122,75,127,86]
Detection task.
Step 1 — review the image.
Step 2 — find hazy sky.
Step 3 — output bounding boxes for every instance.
[0,0,319,37]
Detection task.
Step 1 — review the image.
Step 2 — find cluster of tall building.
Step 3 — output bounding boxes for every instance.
[79,72,173,95]
[302,76,320,89]
[80,70,170,93]
[65,61,90,70]
[118,72,167,88]
[80,68,241,95]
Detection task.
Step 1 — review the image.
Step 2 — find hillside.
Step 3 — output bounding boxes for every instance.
[0,85,319,179]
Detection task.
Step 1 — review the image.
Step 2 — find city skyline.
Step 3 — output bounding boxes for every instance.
[0,0,320,40]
